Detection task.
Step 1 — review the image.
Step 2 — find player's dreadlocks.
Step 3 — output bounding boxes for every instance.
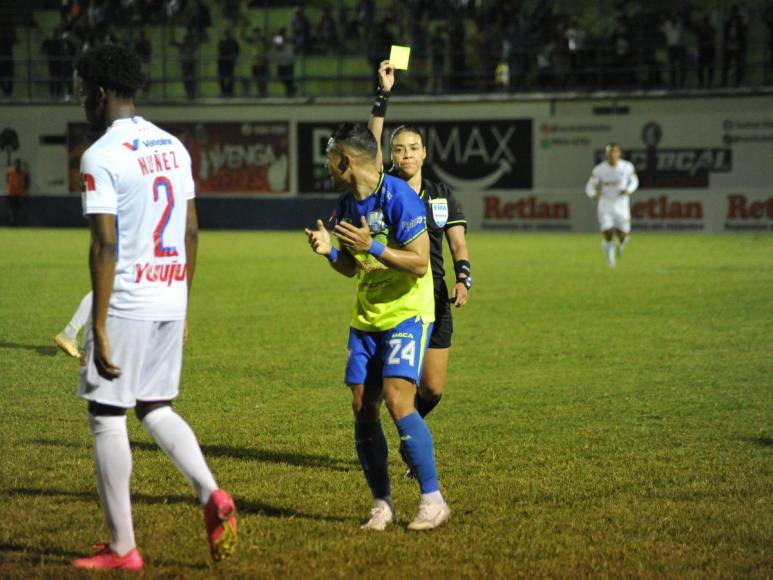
[76,44,144,98]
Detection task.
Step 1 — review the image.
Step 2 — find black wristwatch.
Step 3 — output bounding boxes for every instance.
[457,275,472,290]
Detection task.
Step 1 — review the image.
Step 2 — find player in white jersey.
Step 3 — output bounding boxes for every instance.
[70,45,236,571]
[54,291,93,357]
[585,143,639,267]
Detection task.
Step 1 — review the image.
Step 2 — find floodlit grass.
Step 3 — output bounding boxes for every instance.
[0,228,771,578]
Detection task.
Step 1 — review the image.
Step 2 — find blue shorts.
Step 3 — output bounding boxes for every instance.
[345,316,434,386]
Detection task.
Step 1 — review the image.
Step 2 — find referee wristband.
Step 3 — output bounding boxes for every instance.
[454,259,472,289]
[327,247,338,262]
[368,240,385,258]
[371,88,390,118]
[454,260,471,278]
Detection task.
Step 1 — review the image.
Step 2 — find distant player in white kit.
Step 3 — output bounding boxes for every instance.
[71,45,236,570]
[54,291,92,357]
[585,143,639,267]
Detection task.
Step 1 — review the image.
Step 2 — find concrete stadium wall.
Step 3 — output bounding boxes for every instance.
[1,93,772,232]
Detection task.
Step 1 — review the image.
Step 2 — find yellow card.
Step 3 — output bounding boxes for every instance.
[389,45,411,70]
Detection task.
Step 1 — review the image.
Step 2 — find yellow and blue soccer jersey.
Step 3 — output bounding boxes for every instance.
[330,173,435,332]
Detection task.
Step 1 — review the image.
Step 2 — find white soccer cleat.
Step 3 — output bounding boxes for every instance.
[54,333,80,358]
[407,500,451,531]
[360,500,394,531]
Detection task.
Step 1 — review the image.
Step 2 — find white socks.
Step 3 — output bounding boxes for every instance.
[140,406,218,505]
[421,490,445,505]
[89,414,136,555]
[64,292,93,340]
[602,240,616,267]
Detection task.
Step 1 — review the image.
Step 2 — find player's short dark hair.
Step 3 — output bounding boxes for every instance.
[390,125,425,148]
[328,123,377,159]
[76,44,144,98]
[605,142,621,153]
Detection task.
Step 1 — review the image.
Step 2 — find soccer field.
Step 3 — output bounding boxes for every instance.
[0,228,771,578]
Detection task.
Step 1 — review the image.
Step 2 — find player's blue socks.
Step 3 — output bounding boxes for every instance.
[354,421,390,499]
[396,412,439,493]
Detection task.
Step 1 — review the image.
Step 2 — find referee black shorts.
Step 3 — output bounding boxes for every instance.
[429,278,453,349]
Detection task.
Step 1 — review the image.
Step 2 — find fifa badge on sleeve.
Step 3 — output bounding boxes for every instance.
[430,199,449,227]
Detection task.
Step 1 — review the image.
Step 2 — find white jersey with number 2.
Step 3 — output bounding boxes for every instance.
[80,115,195,321]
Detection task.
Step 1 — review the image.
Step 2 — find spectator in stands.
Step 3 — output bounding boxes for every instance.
[172,29,200,99]
[448,16,466,91]
[694,15,716,88]
[356,0,375,42]
[564,19,587,87]
[429,24,446,93]
[6,158,29,227]
[42,28,64,98]
[0,25,16,97]
[251,41,269,98]
[133,29,152,96]
[766,6,773,83]
[60,31,77,99]
[338,6,359,51]
[503,14,530,91]
[190,0,212,35]
[406,15,429,93]
[609,17,636,89]
[536,39,556,89]
[60,0,73,24]
[289,6,310,56]
[315,7,338,55]
[242,23,269,97]
[218,29,240,98]
[366,20,393,90]
[86,0,110,41]
[223,0,240,27]
[273,29,296,97]
[722,5,747,86]
[661,15,686,88]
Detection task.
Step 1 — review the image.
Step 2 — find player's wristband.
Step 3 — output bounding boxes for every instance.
[327,247,338,262]
[368,240,385,258]
[371,88,390,118]
[454,260,472,289]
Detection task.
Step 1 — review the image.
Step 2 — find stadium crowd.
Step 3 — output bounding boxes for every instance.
[0,0,772,99]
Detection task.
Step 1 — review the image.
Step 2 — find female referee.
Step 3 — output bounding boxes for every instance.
[367,60,472,475]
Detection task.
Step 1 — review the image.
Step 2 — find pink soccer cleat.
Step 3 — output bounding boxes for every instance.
[203,489,237,561]
[72,544,144,571]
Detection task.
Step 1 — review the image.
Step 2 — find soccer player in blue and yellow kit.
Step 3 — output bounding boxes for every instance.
[305,123,451,531]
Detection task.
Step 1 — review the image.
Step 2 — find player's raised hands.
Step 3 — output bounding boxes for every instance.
[334,216,373,253]
[378,60,395,92]
[93,328,121,380]
[305,219,333,256]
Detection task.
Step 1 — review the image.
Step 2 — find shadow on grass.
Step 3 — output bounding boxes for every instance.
[5,487,350,523]
[0,541,81,562]
[0,540,209,571]
[31,438,357,472]
[745,435,773,448]
[0,341,59,356]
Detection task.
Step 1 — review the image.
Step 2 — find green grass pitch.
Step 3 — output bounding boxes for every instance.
[0,228,771,578]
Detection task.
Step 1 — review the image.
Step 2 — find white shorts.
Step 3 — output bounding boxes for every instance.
[78,317,184,408]
[598,202,631,233]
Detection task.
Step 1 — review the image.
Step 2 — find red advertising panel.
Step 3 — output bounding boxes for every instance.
[68,121,290,195]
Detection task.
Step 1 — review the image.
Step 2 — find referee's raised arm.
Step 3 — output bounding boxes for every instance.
[368,60,395,169]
